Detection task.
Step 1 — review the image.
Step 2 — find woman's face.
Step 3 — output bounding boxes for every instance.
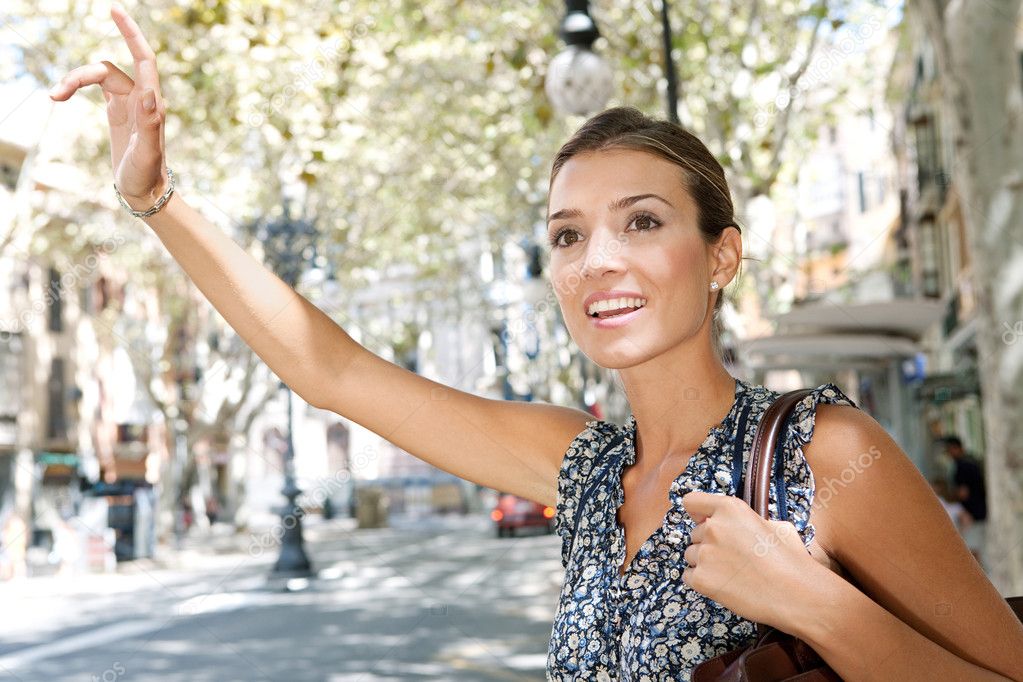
[546,148,719,369]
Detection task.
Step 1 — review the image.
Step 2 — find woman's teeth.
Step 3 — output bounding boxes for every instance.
[587,297,647,318]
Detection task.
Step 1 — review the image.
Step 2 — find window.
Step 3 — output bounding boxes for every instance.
[0,334,22,420]
[920,218,940,298]
[47,267,63,332]
[857,172,867,213]
[913,116,939,193]
[46,357,67,440]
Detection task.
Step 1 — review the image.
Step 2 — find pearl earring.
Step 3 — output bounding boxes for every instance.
[710,281,720,291]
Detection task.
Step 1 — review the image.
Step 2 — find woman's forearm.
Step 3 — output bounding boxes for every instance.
[786,562,1015,681]
[140,190,361,408]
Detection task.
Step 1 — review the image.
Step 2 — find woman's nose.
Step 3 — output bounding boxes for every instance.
[580,224,627,279]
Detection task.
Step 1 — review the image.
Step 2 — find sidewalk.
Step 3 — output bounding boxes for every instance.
[3,512,495,597]
[136,511,489,571]
[123,514,362,575]
[0,511,560,681]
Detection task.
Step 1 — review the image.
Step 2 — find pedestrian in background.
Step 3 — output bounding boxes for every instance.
[940,435,988,569]
[929,476,973,534]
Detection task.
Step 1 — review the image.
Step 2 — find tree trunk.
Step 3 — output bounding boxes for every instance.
[917,0,1023,595]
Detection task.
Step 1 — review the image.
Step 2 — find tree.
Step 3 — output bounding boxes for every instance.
[913,0,1023,595]
[5,0,879,518]
[80,219,281,531]
[6,0,869,300]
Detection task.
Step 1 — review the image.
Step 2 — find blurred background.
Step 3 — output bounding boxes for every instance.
[0,0,1020,680]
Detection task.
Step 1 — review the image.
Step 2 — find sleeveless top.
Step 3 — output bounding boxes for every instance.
[546,377,858,681]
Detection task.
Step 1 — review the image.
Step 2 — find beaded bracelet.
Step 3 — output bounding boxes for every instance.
[113,168,176,218]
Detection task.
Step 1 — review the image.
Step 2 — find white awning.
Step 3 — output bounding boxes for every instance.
[741,333,920,361]
[770,299,946,340]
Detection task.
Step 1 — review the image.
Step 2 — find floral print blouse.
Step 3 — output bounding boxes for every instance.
[546,377,858,681]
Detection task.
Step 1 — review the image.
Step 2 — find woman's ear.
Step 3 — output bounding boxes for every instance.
[709,226,742,287]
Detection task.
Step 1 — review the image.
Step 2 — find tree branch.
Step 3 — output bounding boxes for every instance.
[758,0,827,193]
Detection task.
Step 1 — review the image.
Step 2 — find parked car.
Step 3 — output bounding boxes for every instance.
[491,493,555,537]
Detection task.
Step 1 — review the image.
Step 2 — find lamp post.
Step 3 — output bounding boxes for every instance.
[545,0,614,116]
[251,197,319,579]
[273,377,310,577]
[546,0,681,124]
[659,0,680,124]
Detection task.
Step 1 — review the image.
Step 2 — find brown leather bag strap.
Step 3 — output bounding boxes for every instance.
[743,388,814,518]
[739,388,814,642]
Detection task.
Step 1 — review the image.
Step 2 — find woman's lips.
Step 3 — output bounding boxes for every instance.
[588,305,646,329]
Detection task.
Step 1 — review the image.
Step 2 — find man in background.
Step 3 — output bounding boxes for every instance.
[940,435,988,569]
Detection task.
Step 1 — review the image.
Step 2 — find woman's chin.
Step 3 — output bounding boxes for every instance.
[580,340,652,370]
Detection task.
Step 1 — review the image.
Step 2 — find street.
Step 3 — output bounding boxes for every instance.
[0,515,564,681]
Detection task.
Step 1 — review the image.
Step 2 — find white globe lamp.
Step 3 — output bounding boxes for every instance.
[545,3,614,117]
[545,45,614,116]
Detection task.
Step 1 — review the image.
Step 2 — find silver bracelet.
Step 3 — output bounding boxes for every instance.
[114,168,176,218]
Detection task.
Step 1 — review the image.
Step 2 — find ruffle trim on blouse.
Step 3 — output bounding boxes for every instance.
[773,382,859,551]
[554,418,624,569]
[782,383,858,451]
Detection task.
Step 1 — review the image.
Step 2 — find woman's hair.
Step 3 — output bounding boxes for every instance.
[548,106,741,360]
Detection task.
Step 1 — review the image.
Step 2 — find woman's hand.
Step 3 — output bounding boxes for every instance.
[48,2,168,211]
[680,490,824,631]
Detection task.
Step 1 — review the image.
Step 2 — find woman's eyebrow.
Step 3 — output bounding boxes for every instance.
[546,193,674,224]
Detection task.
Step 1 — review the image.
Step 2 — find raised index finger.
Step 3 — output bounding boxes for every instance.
[110,2,159,91]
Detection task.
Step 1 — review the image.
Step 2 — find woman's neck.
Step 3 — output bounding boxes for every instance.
[618,340,737,472]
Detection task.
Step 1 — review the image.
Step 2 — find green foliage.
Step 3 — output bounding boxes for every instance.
[3,0,888,402]
[7,0,878,274]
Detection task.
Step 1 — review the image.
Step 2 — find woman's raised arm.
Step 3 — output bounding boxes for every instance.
[49,4,593,507]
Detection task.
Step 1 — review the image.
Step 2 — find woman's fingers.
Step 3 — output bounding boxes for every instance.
[132,89,164,165]
[48,61,134,101]
[683,542,701,567]
[107,3,166,196]
[110,3,160,95]
[47,61,135,169]
[46,2,168,202]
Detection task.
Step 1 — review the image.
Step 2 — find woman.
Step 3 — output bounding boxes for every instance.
[49,6,1023,680]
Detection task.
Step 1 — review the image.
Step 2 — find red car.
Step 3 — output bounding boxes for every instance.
[491,493,555,537]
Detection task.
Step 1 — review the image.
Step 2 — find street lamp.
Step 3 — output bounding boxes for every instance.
[546,1,681,124]
[545,0,614,116]
[659,0,680,124]
[250,197,319,579]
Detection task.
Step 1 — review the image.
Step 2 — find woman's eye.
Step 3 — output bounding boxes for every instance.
[549,214,659,249]
[630,213,661,232]
[549,228,579,248]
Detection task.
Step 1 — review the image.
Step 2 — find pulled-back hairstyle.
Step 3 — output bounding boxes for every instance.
[548,106,741,360]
